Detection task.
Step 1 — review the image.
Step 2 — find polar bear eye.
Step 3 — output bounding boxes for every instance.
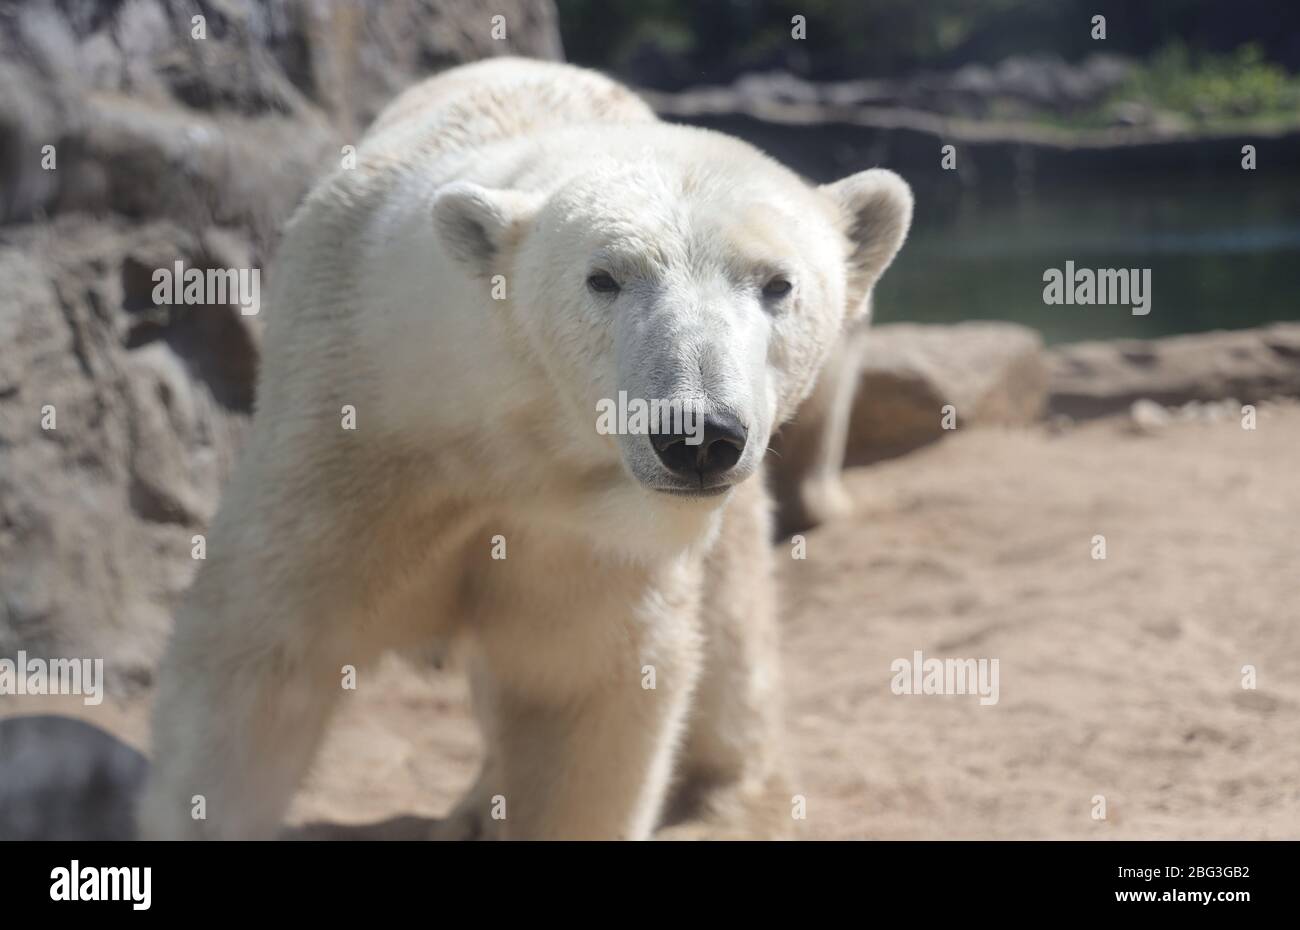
[586,272,620,295]
[762,276,793,299]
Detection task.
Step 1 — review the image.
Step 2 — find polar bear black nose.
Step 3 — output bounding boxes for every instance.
[652,412,748,484]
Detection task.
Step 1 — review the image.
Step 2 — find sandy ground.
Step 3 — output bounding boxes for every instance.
[6,405,1299,839]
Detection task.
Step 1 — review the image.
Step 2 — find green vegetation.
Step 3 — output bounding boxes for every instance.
[1030,43,1300,133]
[555,2,1300,134]
[557,0,1300,93]
[1122,43,1300,122]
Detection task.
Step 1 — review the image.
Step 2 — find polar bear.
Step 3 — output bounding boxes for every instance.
[769,317,874,537]
[138,58,912,840]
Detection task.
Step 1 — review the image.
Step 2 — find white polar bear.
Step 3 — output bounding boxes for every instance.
[138,58,912,840]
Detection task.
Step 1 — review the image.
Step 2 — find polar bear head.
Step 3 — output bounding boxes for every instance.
[432,126,911,514]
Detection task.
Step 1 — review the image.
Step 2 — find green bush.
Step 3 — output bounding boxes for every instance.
[1123,42,1300,121]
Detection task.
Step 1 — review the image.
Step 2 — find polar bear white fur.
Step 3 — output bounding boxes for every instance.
[138,57,912,840]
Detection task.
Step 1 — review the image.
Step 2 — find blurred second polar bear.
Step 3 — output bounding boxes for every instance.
[139,58,912,840]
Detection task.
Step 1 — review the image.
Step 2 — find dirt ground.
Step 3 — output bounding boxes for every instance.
[8,404,1299,839]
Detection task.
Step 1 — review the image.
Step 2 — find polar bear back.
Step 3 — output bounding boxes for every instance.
[362,57,658,166]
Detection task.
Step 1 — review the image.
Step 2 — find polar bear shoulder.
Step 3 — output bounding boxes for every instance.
[363,57,657,165]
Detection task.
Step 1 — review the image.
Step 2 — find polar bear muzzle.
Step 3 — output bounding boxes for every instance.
[649,410,748,491]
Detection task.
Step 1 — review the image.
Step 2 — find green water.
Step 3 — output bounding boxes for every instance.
[873,175,1300,344]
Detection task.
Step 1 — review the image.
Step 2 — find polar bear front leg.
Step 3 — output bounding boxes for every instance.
[659,477,794,840]
[488,675,698,840]
[138,602,356,840]
[138,462,412,840]
[465,591,704,840]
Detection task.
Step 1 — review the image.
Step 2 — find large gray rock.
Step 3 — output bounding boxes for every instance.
[1046,323,1300,418]
[0,0,563,237]
[0,218,256,688]
[0,715,148,841]
[0,0,562,690]
[846,322,1048,464]
[645,53,1132,121]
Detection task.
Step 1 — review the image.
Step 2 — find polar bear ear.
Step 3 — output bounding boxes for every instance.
[432,181,542,274]
[818,168,914,319]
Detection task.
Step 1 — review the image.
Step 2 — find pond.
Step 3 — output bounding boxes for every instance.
[874,173,1300,344]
